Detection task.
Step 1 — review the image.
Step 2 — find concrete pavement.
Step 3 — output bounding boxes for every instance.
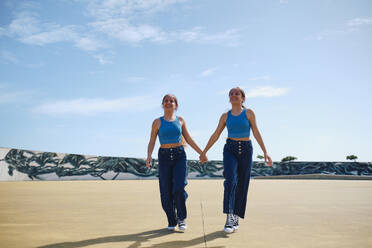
[1,179,371,248]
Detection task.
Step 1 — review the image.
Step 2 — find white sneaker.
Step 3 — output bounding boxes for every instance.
[178,219,187,231]
[167,225,176,231]
[224,214,235,234]
[233,214,239,231]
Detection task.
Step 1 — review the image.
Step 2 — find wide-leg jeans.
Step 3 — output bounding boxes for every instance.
[223,139,253,219]
[158,146,188,227]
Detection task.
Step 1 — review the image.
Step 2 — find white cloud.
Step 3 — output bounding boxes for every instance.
[26,62,45,68]
[308,16,372,41]
[176,28,240,46]
[17,1,41,10]
[0,27,6,37]
[88,70,104,75]
[90,18,167,43]
[93,54,113,65]
[91,19,240,45]
[8,12,41,37]
[33,96,159,116]
[0,92,22,103]
[2,0,241,64]
[0,84,35,104]
[20,25,78,45]
[0,50,18,64]
[200,67,217,77]
[87,1,240,46]
[245,86,289,98]
[307,28,353,41]
[86,0,189,20]
[171,27,202,42]
[0,91,32,104]
[279,0,288,4]
[5,11,106,52]
[75,37,106,51]
[347,17,372,27]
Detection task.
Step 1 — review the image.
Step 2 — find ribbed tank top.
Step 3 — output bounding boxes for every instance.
[226,108,251,138]
[158,116,182,144]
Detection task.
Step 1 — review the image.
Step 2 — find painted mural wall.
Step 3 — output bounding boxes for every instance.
[1,148,371,181]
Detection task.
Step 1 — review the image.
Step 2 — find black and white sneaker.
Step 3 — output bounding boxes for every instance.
[178,219,187,231]
[224,213,235,233]
[233,214,239,231]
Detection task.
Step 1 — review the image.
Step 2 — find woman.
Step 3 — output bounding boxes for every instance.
[200,87,272,234]
[146,94,203,231]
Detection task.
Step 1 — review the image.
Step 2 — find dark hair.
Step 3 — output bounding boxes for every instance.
[162,94,178,110]
[229,87,246,108]
[161,94,186,146]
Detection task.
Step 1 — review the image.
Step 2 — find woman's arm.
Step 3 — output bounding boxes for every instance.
[146,119,160,168]
[246,109,272,166]
[201,113,227,156]
[179,117,203,155]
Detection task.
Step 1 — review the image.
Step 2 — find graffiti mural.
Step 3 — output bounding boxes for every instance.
[1,148,371,181]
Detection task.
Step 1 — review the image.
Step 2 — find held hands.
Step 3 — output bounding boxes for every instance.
[199,152,208,164]
[264,153,273,166]
[146,156,152,168]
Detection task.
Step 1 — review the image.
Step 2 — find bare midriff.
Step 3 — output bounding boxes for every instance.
[227,137,251,141]
[160,142,183,148]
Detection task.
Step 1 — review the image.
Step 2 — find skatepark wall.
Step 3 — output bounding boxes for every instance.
[1,147,371,181]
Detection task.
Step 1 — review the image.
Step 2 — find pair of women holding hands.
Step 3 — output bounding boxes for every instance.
[146,87,272,233]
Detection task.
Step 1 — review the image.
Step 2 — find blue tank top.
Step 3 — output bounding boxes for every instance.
[226,109,251,138]
[158,116,182,144]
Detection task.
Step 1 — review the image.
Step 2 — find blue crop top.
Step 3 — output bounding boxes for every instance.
[226,109,251,138]
[158,116,182,144]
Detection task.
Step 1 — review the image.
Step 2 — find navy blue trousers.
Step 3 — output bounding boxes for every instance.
[223,139,253,218]
[158,146,188,227]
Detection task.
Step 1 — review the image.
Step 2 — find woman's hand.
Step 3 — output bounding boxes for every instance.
[146,156,152,168]
[264,153,273,166]
[199,152,208,164]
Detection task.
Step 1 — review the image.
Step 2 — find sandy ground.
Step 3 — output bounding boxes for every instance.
[0,179,371,248]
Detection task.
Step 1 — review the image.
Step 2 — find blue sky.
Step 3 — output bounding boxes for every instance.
[0,0,371,162]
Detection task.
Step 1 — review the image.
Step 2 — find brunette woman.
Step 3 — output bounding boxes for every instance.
[146,94,203,231]
[200,87,272,233]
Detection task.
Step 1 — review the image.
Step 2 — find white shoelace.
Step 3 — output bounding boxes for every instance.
[226,213,235,226]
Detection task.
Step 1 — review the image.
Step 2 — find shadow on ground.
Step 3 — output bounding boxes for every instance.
[37,228,228,248]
